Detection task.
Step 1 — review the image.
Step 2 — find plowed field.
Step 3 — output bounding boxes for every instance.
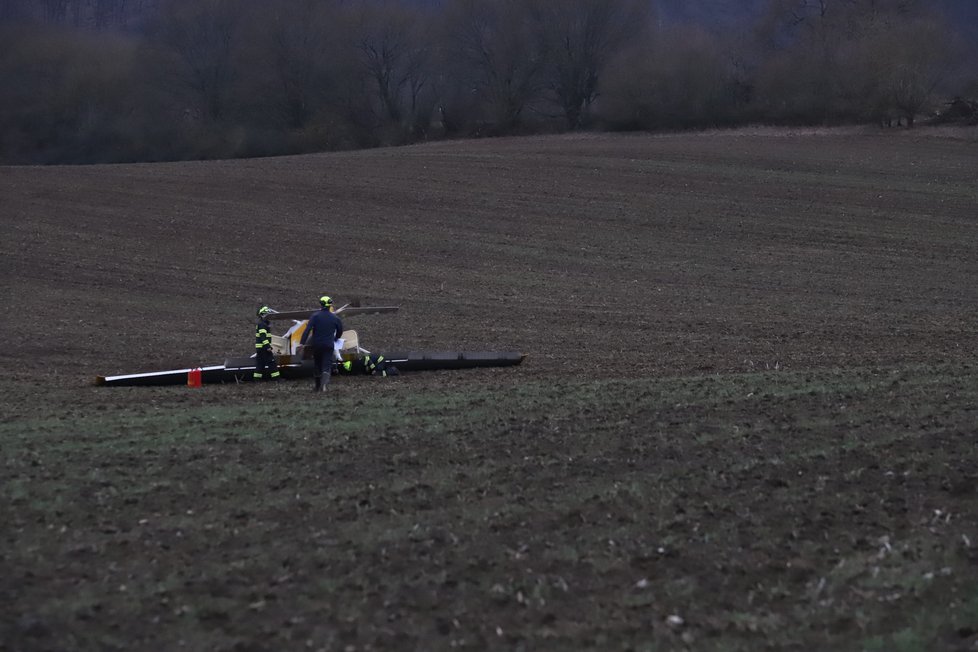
[2,129,978,651]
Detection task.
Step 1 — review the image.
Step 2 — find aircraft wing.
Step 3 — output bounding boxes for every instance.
[337,305,400,317]
[267,306,400,321]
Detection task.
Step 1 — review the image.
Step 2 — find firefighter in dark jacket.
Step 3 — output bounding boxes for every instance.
[254,306,281,381]
[338,353,399,377]
[299,295,344,391]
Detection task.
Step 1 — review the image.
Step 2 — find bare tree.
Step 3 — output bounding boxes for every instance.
[250,0,335,129]
[753,0,944,124]
[347,0,433,135]
[598,23,737,130]
[152,0,243,123]
[529,0,650,129]
[871,17,951,127]
[443,0,544,134]
[754,0,857,121]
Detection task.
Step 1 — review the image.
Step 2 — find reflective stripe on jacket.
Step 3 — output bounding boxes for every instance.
[255,317,272,350]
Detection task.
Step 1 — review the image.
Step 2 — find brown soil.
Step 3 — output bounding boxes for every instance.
[2,130,978,651]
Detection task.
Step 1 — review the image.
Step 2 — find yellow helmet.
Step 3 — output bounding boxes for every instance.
[319,295,333,308]
[257,305,271,317]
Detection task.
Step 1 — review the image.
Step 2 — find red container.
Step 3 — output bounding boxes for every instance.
[187,367,202,388]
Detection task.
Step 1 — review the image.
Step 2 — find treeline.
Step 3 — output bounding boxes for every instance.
[0,0,974,164]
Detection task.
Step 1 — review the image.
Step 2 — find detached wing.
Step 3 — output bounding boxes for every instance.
[266,306,400,321]
[267,309,315,321]
[336,305,400,317]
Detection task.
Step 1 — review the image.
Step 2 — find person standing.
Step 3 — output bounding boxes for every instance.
[299,295,344,392]
[254,306,281,381]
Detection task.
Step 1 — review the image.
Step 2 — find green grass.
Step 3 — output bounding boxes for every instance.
[2,364,977,651]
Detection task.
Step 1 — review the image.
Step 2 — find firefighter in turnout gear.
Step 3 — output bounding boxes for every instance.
[363,353,397,377]
[254,306,281,381]
[337,353,399,377]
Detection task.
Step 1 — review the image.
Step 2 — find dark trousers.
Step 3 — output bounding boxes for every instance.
[254,348,280,380]
[312,345,333,387]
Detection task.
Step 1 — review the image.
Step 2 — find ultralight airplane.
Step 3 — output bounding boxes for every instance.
[95,302,525,387]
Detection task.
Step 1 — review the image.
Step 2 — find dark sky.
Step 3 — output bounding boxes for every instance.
[655,0,978,51]
[655,0,978,28]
